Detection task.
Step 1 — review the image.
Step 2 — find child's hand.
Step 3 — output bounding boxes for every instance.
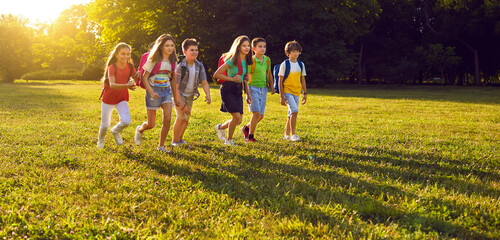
[232,75,242,82]
[151,92,160,100]
[181,104,191,115]
[128,83,136,91]
[243,75,249,82]
[133,72,141,80]
[246,95,252,104]
[205,95,211,104]
[270,88,275,95]
[280,95,287,106]
[302,94,307,105]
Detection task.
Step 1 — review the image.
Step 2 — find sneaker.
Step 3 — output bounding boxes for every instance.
[241,126,249,140]
[224,139,236,146]
[246,138,257,143]
[179,139,187,144]
[171,142,180,147]
[290,134,301,141]
[110,127,123,145]
[157,146,170,153]
[216,124,225,141]
[283,135,291,140]
[134,125,143,146]
[97,141,104,149]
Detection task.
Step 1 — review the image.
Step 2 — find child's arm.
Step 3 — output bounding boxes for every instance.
[213,63,241,83]
[267,69,275,94]
[142,71,159,99]
[172,67,190,114]
[244,75,251,104]
[301,76,307,105]
[201,80,211,104]
[279,76,286,106]
[109,76,135,90]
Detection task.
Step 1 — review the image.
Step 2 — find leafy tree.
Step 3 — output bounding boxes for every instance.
[0,14,33,82]
[415,44,461,84]
[420,0,500,85]
[87,0,380,85]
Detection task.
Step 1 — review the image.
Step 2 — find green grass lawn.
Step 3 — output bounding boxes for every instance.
[0,80,499,239]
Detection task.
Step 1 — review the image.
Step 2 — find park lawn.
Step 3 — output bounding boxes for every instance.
[0,80,499,239]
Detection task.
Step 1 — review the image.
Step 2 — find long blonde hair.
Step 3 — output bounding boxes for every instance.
[148,34,178,64]
[223,35,253,66]
[101,42,132,83]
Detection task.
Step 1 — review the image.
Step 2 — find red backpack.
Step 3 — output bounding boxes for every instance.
[137,52,176,89]
[216,55,243,84]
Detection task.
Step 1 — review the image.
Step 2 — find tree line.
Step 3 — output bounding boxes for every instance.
[1,0,499,86]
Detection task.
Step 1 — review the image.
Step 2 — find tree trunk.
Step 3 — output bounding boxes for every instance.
[357,41,364,85]
[423,5,481,86]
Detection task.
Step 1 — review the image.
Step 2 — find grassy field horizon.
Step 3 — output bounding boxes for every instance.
[0,80,498,239]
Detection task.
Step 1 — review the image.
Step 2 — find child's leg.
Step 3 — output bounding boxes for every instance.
[112,101,131,133]
[172,102,184,143]
[227,112,242,140]
[284,93,299,136]
[290,112,298,135]
[159,102,172,147]
[249,112,261,135]
[99,102,114,142]
[285,116,291,136]
[172,96,192,143]
[139,110,157,133]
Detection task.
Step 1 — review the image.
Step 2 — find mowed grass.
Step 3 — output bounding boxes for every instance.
[0,80,499,239]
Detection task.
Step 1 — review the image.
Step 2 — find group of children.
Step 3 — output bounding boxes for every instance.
[98,34,308,151]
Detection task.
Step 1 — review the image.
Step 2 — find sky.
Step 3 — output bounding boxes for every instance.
[1,0,92,23]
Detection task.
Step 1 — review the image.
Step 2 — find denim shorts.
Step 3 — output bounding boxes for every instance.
[248,85,267,115]
[284,92,300,117]
[146,86,172,110]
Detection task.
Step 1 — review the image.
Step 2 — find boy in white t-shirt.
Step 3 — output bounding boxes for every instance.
[171,38,211,146]
[278,41,308,141]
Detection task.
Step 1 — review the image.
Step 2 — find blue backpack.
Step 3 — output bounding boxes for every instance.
[273,59,303,94]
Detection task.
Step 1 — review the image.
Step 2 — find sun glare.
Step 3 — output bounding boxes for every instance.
[1,0,91,23]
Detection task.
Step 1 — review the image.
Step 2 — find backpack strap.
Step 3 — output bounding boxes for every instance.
[297,59,304,74]
[237,56,243,75]
[127,62,134,79]
[99,63,117,100]
[181,65,187,81]
[283,60,291,81]
[251,56,257,74]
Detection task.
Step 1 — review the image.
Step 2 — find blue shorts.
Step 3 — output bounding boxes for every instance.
[284,93,300,117]
[248,85,267,115]
[146,86,172,110]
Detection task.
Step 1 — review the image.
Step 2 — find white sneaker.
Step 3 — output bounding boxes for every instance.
[171,142,180,147]
[216,124,226,141]
[283,135,291,140]
[224,139,236,146]
[110,127,123,145]
[134,125,143,145]
[157,146,170,153]
[97,141,104,149]
[290,134,301,141]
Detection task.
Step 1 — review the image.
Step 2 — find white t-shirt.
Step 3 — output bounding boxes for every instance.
[182,64,197,96]
[142,60,172,87]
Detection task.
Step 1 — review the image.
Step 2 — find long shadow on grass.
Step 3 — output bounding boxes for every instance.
[256,139,500,199]
[222,141,498,238]
[122,144,492,239]
[309,86,500,104]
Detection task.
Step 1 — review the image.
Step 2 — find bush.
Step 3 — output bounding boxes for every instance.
[21,69,82,80]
